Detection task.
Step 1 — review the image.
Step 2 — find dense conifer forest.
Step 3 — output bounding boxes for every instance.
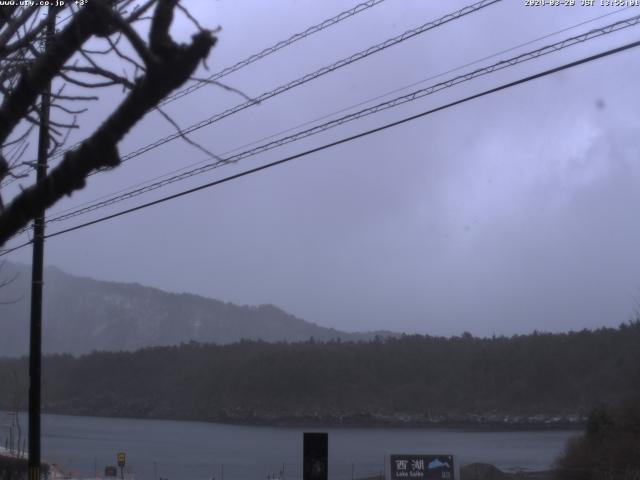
[1,323,639,426]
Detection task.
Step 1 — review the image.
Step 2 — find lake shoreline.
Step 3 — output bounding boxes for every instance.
[15,411,575,479]
[36,407,585,431]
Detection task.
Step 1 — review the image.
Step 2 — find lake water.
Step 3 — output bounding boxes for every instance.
[10,413,580,479]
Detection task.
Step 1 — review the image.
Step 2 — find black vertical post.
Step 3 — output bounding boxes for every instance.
[303,432,328,480]
[28,7,54,480]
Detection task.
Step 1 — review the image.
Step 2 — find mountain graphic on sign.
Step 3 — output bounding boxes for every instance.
[427,459,450,470]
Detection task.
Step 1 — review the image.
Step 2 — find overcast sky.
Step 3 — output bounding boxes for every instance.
[4,0,640,336]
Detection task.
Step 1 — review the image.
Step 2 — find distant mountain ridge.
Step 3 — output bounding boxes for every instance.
[0,262,394,356]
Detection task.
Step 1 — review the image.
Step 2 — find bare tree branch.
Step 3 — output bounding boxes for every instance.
[0,7,54,56]
[0,3,112,145]
[189,76,255,103]
[0,6,37,52]
[155,105,221,160]
[92,0,157,66]
[127,0,158,23]
[0,1,216,245]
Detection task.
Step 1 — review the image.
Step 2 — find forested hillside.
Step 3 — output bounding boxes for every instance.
[1,324,639,426]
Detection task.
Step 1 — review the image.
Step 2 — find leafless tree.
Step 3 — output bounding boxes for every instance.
[0,0,216,247]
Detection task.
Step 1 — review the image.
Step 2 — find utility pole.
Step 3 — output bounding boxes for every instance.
[28,7,55,480]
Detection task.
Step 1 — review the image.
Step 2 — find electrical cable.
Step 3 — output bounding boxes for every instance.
[45,4,634,219]
[108,0,501,168]
[23,0,391,170]
[0,36,632,254]
[160,0,391,106]
[0,239,32,256]
[3,0,499,189]
[3,0,499,192]
[42,13,640,226]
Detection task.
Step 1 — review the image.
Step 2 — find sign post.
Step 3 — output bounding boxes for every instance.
[390,455,454,480]
[303,432,328,480]
[117,452,126,480]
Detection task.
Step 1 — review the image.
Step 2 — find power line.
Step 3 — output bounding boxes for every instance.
[2,0,498,194]
[4,0,503,238]
[160,0,390,106]
[23,0,391,170]
[95,0,502,168]
[0,239,32,257]
[45,4,633,220]
[2,37,631,250]
[42,13,640,226]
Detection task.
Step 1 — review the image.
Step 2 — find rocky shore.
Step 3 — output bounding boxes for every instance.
[208,409,585,430]
[44,401,586,430]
